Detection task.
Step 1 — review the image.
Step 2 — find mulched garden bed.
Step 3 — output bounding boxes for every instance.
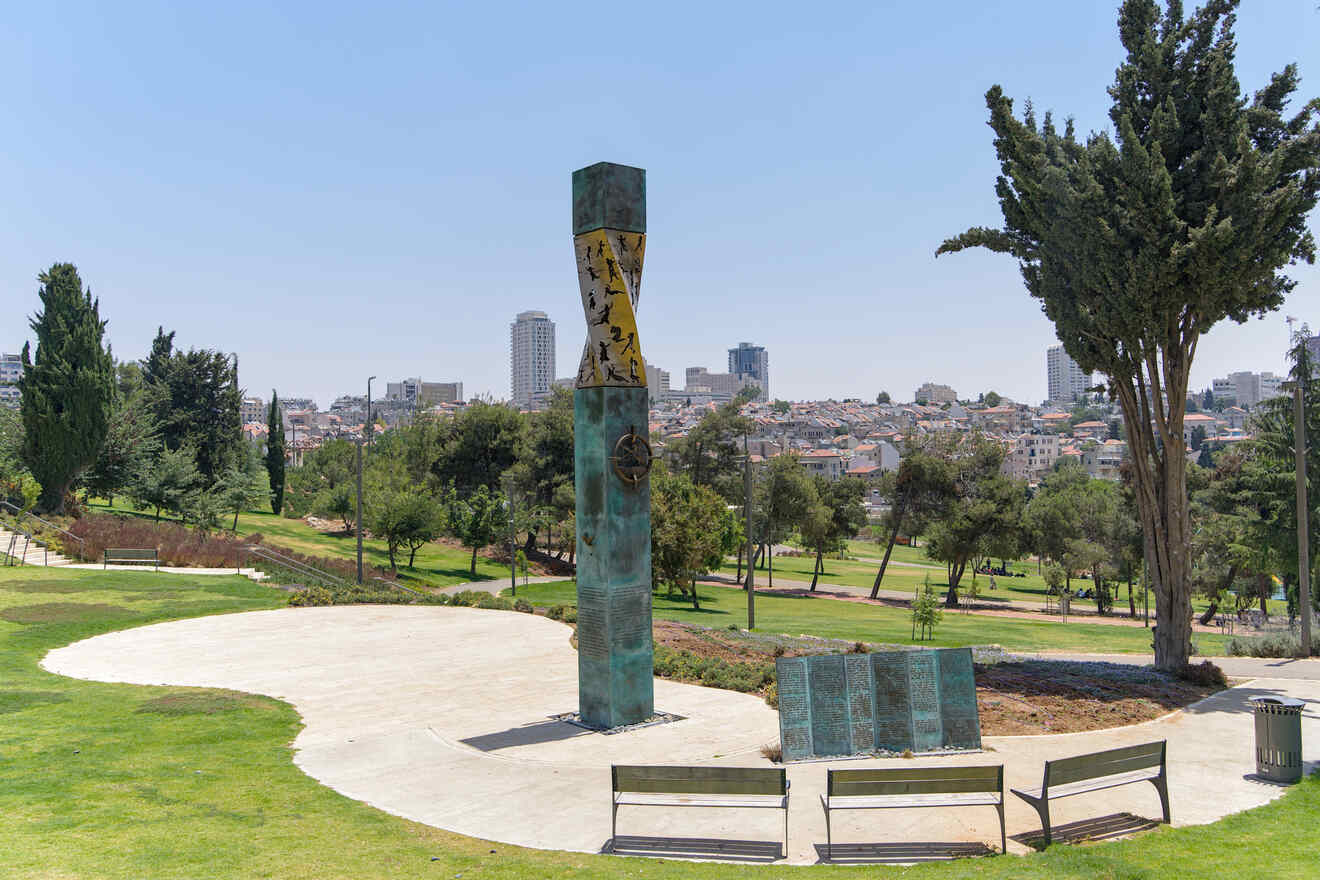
[651,620,1225,736]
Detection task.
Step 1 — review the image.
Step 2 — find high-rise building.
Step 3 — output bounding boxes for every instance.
[727,342,769,401]
[644,360,669,404]
[1046,344,1092,404]
[685,366,758,401]
[510,310,556,408]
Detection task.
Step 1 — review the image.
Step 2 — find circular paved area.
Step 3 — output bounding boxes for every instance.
[42,605,1320,864]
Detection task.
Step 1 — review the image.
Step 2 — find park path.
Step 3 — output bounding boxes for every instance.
[44,605,1319,864]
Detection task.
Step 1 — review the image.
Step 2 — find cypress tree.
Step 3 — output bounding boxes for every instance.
[266,390,286,514]
[938,0,1320,669]
[19,264,115,513]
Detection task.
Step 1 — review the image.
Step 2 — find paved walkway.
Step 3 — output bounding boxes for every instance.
[63,563,268,580]
[43,606,1319,864]
[437,575,565,596]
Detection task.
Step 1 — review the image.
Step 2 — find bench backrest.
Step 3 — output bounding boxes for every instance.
[105,548,158,560]
[1045,740,1165,789]
[827,765,1003,797]
[612,765,786,796]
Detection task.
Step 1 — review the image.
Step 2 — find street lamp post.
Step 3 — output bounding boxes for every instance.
[366,376,377,452]
[356,438,364,584]
[744,431,755,630]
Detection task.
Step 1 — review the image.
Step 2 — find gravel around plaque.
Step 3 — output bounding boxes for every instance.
[549,711,685,735]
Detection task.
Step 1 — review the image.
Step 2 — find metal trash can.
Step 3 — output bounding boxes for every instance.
[1251,696,1304,783]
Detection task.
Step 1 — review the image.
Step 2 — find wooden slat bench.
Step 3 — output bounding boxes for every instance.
[104,548,159,570]
[610,765,790,858]
[819,765,1006,860]
[1011,740,1169,846]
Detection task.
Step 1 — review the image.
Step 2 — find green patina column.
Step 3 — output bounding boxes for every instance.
[572,162,654,728]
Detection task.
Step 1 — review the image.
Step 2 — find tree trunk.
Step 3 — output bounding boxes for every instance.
[1198,564,1239,626]
[1128,575,1136,618]
[1257,572,1269,620]
[408,544,419,568]
[810,549,823,591]
[523,530,537,553]
[945,559,966,606]
[470,545,478,576]
[736,547,743,582]
[690,577,700,610]
[869,508,905,599]
[768,546,773,588]
[387,544,397,572]
[1114,359,1195,671]
[233,508,240,532]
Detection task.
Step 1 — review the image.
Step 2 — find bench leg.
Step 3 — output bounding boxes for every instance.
[783,805,789,860]
[1151,775,1171,824]
[822,802,831,862]
[610,798,617,853]
[996,801,1006,855]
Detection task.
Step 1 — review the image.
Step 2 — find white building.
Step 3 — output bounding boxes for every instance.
[685,367,759,400]
[0,353,21,407]
[1046,344,1092,405]
[914,382,957,405]
[1002,432,1060,483]
[240,396,265,426]
[510,311,556,408]
[1212,371,1283,409]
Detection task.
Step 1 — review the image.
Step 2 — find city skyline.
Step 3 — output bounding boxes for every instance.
[2,3,1314,408]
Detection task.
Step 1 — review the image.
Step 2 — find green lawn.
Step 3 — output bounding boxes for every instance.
[84,500,511,589]
[503,581,1232,655]
[2,566,1317,878]
[766,544,1288,618]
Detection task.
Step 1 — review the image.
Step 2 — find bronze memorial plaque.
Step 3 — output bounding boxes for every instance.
[775,648,982,761]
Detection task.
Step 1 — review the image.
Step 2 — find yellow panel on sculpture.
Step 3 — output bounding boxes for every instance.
[574,228,646,388]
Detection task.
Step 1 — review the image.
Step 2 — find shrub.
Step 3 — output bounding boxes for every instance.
[759,741,783,763]
[289,587,334,607]
[514,598,534,614]
[547,604,566,620]
[474,594,513,611]
[763,681,778,709]
[1226,633,1320,658]
[1176,660,1227,688]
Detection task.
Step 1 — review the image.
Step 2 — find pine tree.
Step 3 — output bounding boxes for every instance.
[18,264,115,513]
[266,391,286,514]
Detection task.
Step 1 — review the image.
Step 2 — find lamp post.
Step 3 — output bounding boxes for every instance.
[366,376,377,452]
[356,438,364,584]
[744,431,755,630]
[505,476,517,597]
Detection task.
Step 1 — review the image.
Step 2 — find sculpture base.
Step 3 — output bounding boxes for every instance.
[574,385,654,729]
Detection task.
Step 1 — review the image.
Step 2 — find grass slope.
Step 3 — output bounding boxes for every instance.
[0,567,1316,878]
[506,581,1231,655]
[85,501,511,589]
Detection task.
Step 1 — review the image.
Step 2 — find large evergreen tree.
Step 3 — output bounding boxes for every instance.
[266,391,286,514]
[18,264,115,513]
[142,327,242,484]
[938,0,1320,669]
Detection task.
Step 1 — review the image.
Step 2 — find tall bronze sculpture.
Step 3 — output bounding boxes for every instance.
[572,162,654,728]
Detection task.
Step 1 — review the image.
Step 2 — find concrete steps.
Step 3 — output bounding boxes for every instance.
[0,528,72,567]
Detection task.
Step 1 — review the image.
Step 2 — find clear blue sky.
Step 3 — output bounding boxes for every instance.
[3,1,1317,406]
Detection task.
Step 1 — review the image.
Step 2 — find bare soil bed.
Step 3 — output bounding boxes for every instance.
[652,620,1224,736]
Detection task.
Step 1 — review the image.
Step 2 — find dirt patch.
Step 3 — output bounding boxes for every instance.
[136,690,278,716]
[0,602,138,625]
[651,620,1222,736]
[0,579,89,594]
[0,690,70,714]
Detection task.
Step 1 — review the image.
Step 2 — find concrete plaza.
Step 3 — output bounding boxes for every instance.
[43,605,1319,864]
